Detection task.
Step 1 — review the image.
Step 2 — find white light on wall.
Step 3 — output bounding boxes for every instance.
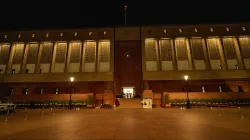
[242,27,246,31]
[219,86,222,92]
[179,29,182,33]
[210,28,214,32]
[202,86,205,92]
[163,29,167,34]
[18,34,22,38]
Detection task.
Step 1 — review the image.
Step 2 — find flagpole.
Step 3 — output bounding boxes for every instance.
[124,5,127,26]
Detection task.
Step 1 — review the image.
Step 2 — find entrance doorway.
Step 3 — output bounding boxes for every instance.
[114,41,143,96]
[122,87,134,98]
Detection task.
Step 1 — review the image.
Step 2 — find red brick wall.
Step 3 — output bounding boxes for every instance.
[9,93,94,101]
[148,80,250,93]
[164,92,250,100]
[0,82,108,95]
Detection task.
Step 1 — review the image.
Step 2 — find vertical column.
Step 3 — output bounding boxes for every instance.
[170,38,178,70]
[50,42,57,73]
[234,36,245,69]
[218,37,228,69]
[6,43,15,74]
[20,43,29,73]
[156,38,162,71]
[95,40,99,72]
[110,39,114,73]
[80,41,86,72]
[202,38,211,70]
[65,42,71,72]
[186,38,195,70]
[35,42,43,73]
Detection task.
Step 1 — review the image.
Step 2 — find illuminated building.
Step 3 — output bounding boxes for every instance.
[0,23,250,107]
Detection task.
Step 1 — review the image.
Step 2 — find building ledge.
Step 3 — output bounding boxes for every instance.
[0,72,113,83]
[143,70,250,80]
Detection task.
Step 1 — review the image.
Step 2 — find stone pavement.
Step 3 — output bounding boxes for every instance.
[0,108,250,140]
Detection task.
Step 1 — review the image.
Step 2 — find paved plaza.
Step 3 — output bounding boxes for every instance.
[0,107,250,140]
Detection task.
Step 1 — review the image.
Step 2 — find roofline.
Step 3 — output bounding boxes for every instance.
[1,21,250,32]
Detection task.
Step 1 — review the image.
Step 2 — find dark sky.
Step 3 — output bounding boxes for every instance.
[0,1,249,30]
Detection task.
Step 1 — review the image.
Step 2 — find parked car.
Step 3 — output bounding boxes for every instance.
[0,101,16,113]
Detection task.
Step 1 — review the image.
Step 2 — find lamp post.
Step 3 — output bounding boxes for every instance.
[184,75,190,109]
[124,5,127,26]
[69,77,74,110]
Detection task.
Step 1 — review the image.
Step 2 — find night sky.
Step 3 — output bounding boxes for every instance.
[0,1,249,31]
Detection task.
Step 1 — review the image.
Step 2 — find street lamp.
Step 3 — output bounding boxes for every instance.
[184,75,190,109]
[69,77,74,110]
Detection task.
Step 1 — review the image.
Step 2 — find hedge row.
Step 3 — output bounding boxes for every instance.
[14,100,94,108]
[165,98,250,107]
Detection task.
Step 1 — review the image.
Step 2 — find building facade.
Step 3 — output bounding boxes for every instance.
[0,23,250,101]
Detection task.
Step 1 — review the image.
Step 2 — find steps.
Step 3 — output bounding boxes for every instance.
[117,98,141,108]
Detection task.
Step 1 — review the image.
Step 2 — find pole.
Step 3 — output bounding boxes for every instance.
[186,81,190,109]
[124,5,127,26]
[69,82,72,110]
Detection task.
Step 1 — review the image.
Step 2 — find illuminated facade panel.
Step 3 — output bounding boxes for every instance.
[175,38,190,70]
[0,43,10,73]
[53,42,67,73]
[159,39,173,70]
[239,36,250,69]
[207,38,222,70]
[69,41,81,72]
[222,37,238,69]
[83,41,96,72]
[190,38,206,70]
[145,39,158,71]
[25,43,39,73]
[40,42,53,73]
[12,43,25,73]
[98,40,110,72]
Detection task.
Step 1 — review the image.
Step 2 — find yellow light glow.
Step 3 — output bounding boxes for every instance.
[184,75,188,81]
[70,77,74,82]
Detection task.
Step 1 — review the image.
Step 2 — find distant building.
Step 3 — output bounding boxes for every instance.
[0,23,250,105]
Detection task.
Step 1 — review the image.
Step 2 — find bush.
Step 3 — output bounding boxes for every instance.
[164,98,250,107]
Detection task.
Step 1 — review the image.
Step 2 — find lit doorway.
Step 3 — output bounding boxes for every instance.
[122,87,134,98]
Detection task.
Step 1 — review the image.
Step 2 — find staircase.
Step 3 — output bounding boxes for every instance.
[117,98,141,108]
